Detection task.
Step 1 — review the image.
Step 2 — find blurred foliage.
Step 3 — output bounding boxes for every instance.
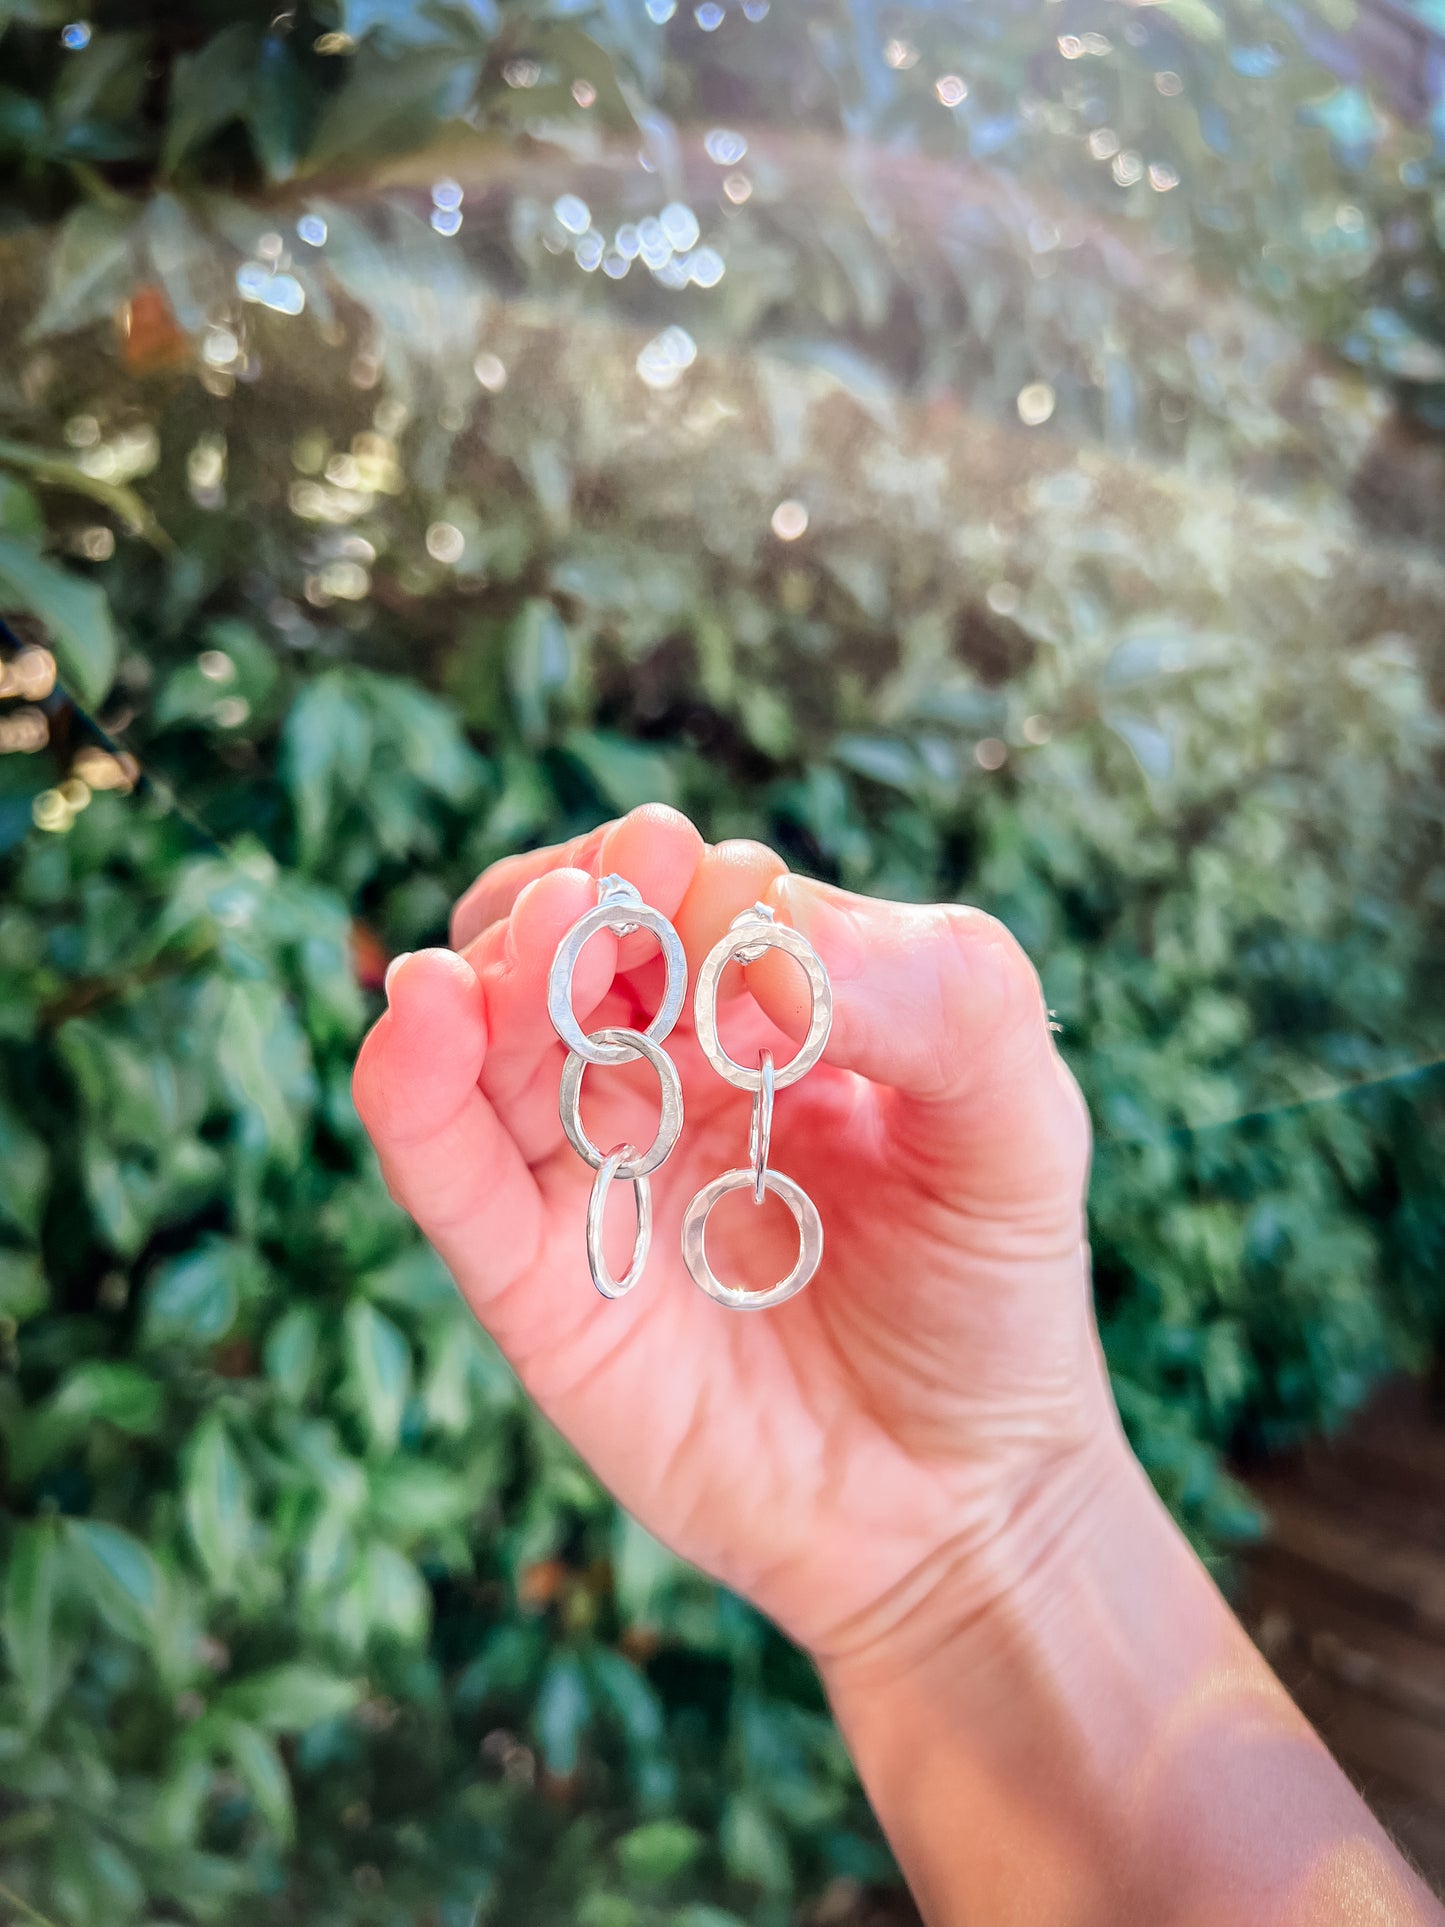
[0,0,1443,1921]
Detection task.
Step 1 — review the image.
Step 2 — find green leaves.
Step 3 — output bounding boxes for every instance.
[161,24,258,175]
[345,1300,412,1452]
[0,1095,47,1239]
[26,202,137,339]
[65,1519,165,1646]
[4,1524,61,1725]
[304,45,479,175]
[183,1416,255,1592]
[219,1718,295,1842]
[161,23,318,184]
[0,1,1441,1921]
[535,1652,590,1775]
[508,600,573,745]
[616,1819,703,1885]
[216,1662,360,1733]
[142,1239,245,1348]
[249,35,313,183]
[0,534,118,706]
[280,672,374,869]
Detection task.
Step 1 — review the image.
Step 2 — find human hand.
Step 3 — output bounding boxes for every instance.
[353,804,1119,1673]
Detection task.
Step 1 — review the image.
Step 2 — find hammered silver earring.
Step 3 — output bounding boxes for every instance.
[682,903,832,1310]
[547,875,686,1299]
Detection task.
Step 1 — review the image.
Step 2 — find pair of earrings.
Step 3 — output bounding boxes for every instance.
[546,874,833,1310]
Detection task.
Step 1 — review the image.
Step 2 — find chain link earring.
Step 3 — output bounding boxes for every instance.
[682,903,832,1310]
[547,875,686,1299]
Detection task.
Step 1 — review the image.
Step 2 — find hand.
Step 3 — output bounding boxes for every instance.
[353,805,1117,1670]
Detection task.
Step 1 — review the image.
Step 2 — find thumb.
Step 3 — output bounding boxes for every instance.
[748,874,1090,1211]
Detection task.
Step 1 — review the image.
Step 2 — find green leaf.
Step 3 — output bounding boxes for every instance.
[161,23,259,173]
[590,1647,663,1749]
[0,472,43,539]
[216,980,313,1164]
[0,435,158,539]
[616,1820,702,1886]
[563,730,677,812]
[264,1304,319,1403]
[612,1512,684,1626]
[0,1097,46,1240]
[222,1719,295,1842]
[248,35,314,182]
[0,1246,45,1322]
[183,1415,254,1591]
[342,1540,430,1646]
[80,1138,153,1258]
[66,1519,165,1645]
[281,672,374,869]
[52,1361,163,1434]
[342,0,497,45]
[345,1300,411,1452]
[0,535,118,707]
[368,1459,474,1539]
[534,1653,590,1775]
[4,1523,60,1724]
[833,734,918,790]
[26,202,137,339]
[304,46,479,174]
[1106,711,1174,783]
[1155,0,1225,36]
[142,1238,243,1347]
[721,1795,792,1892]
[507,599,571,744]
[217,1663,360,1733]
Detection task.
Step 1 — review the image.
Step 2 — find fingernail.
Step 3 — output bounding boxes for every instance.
[384,952,413,999]
[771,875,865,981]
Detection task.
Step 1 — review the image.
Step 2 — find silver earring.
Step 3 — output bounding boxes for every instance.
[682,903,832,1310]
[547,874,686,1299]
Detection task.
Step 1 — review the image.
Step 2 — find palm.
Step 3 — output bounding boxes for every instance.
[490,969,1096,1659]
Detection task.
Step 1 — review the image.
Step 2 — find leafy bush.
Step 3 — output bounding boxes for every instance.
[0,0,1443,1921]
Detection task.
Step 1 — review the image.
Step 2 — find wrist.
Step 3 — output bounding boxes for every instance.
[812,1419,1144,1700]
[817,1437,1426,1927]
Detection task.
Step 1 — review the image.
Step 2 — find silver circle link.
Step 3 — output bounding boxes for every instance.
[693,908,832,1092]
[586,1146,652,1299]
[547,887,687,1067]
[749,1049,775,1205]
[559,1026,683,1179]
[682,1167,823,1310]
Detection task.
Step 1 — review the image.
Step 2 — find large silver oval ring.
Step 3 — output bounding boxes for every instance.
[586,1146,652,1299]
[559,1026,683,1179]
[547,888,687,1067]
[681,1167,823,1310]
[693,913,832,1092]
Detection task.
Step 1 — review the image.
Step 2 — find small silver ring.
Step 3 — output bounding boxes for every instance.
[693,916,832,1092]
[682,1167,823,1309]
[559,1026,683,1178]
[547,900,686,1067]
[586,1147,652,1299]
[749,1049,774,1204]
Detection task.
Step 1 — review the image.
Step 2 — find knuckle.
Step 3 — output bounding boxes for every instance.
[712,836,783,871]
[933,902,1041,999]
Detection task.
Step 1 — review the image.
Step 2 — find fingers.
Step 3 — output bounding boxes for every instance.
[450,805,703,952]
[450,820,616,950]
[468,809,706,1055]
[749,873,1090,1209]
[352,949,544,1301]
[447,805,1086,1218]
[461,811,708,1153]
[672,837,787,967]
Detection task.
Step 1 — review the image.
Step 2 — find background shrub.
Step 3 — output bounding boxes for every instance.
[0,0,1443,1919]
